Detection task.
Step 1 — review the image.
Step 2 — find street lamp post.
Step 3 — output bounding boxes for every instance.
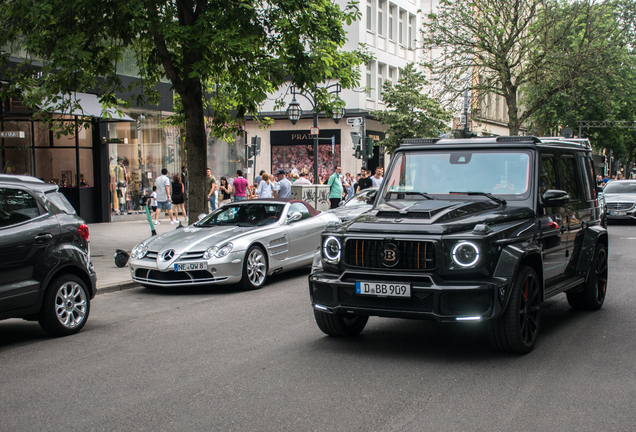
[286,84,344,184]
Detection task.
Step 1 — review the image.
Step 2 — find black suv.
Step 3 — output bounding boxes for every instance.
[310,136,608,353]
[0,174,97,336]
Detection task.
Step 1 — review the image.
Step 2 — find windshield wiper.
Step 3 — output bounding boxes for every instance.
[386,191,435,200]
[449,191,506,206]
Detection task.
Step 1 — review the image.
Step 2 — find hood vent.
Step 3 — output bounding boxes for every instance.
[377,211,431,219]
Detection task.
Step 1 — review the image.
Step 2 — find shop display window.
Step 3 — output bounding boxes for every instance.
[271,143,341,184]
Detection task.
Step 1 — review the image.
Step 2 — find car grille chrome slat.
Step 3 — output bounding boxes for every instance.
[607,202,635,211]
[133,268,224,285]
[344,239,435,270]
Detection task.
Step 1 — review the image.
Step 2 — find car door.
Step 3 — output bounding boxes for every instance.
[538,153,569,281]
[557,153,583,275]
[0,187,61,313]
[285,202,324,259]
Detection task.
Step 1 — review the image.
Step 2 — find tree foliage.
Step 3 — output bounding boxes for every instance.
[0,0,366,216]
[371,64,450,154]
[420,0,631,136]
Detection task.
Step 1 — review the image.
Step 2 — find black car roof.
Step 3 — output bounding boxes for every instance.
[0,174,59,193]
[399,136,592,153]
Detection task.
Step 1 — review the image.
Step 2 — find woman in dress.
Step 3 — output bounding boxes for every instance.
[219,177,232,207]
[171,174,187,222]
[256,172,274,198]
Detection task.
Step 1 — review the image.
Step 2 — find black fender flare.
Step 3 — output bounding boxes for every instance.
[574,225,608,282]
[492,242,543,311]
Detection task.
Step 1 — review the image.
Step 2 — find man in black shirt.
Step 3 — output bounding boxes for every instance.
[357,167,373,191]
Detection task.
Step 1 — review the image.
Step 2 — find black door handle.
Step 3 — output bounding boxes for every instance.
[35,233,53,242]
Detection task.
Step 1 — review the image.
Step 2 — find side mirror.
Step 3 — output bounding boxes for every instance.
[197,213,207,221]
[596,185,604,194]
[287,211,302,223]
[338,200,345,207]
[542,189,570,207]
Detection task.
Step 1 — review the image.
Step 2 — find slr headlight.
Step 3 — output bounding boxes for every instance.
[452,241,480,267]
[323,236,341,264]
[203,243,234,260]
[131,243,148,259]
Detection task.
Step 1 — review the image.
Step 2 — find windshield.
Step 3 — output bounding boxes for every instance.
[381,150,532,202]
[604,181,636,194]
[344,189,376,208]
[197,204,285,227]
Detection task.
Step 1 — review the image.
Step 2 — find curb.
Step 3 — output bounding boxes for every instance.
[97,281,140,295]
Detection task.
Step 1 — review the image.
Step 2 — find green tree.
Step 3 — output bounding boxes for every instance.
[0,0,366,217]
[371,64,450,154]
[420,0,628,136]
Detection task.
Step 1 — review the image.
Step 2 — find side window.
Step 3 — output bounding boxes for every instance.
[581,156,596,200]
[539,155,557,197]
[46,191,76,214]
[0,188,41,228]
[288,202,311,221]
[558,155,580,201]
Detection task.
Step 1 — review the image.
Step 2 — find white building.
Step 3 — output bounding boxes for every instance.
[243,0,421,184]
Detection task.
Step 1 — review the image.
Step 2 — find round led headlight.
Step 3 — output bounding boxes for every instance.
[323,236,341,264]
[452,241,480,267]
[203,246,219,260]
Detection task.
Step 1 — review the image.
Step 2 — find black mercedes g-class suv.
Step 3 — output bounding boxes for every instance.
[0,174,97,336]
[309,136,608,353]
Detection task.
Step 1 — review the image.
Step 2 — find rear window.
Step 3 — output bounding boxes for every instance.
[46,192,76,214]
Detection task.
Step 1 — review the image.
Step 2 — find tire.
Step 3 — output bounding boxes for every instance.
[239,245,268,290]
[38,274,90,337]
[488,266,541,354]
[314,309,369,337]
[567,243,608,310]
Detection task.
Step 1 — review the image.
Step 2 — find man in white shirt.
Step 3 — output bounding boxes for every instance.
[154,168,178,224]
[273,169,292,198]
[294,172,312,185]
[370,167,384,188]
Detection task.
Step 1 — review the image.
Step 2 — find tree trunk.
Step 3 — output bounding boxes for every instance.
[181,81,208,224]
[506,91,520,136]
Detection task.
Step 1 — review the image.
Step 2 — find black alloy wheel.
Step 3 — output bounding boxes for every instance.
[567,243,608,310]
[314,309,369,337]
[488,265,541,354]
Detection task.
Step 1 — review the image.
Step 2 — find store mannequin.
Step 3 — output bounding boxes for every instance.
[115,158,128,212]
[110,158,118,213]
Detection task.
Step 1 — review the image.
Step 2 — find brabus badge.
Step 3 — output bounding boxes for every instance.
[380,243,400,267]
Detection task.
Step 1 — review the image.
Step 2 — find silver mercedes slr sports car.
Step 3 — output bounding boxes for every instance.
[129,199,340,290]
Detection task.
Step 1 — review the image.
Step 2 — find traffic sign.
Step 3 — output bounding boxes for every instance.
[310,127,319,135]
[346,117,362,125]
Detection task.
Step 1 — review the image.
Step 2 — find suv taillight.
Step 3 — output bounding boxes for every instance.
[78,224,89,241]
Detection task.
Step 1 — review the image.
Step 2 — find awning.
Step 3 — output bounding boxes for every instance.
[40,92,135,122]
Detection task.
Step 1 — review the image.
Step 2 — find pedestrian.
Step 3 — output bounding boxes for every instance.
[370,167,384,188]
[343,172,353,199]
[353,173,361,193]
[255,169,265,186]
[256,172,274,198]
[294,171,312,185]
[171,174,187,222]
[327,166,343,209]
[154,168,178,224]
[274,169,292,198]
[219,177,232,207]
[357,167,373,191]
[232,170,249,201]
[150,186,158,224]
[206,168,218,212]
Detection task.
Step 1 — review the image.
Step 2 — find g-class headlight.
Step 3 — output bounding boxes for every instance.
[322,236,341,264]
[131,243,148,259]
[452,241,480,267]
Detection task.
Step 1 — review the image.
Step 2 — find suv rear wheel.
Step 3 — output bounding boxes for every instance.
[38,275,90,336]
[567,243,608,310]
[488,266,541,354]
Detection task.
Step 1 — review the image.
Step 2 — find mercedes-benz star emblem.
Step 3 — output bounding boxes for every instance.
[380,243,400,267]
[162,250,175,261]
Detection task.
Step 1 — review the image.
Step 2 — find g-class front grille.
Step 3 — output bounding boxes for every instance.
[344,239,435,270]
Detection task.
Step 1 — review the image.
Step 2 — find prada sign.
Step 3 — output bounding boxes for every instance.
[271,129,340,145]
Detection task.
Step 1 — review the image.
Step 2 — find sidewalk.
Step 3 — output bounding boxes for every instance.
[88,217,187,294]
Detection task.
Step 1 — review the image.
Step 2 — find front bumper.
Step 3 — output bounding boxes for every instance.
[309,270,509,322]
[129,250,244,287]
[606,210,636,220]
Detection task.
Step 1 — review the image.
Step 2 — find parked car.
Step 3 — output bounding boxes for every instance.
[309,136,608,354]
[0,174,97,336]
[327,188,377,221]
[603,180,636,222]
[129,199,340,290]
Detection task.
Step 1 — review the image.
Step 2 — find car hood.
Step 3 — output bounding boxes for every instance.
[604,193,636,202]
[327,205,372,221]
[343,200,535,234]
[140,224,268,253]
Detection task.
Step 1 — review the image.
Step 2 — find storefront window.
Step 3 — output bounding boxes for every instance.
[206,131,246,185]
[0,120,32,176]
[35,148,76,186]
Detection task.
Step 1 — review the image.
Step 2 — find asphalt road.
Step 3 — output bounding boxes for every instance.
[1,223,636,432]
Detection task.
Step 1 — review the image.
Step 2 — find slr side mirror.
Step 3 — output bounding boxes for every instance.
[287,211,302,223]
